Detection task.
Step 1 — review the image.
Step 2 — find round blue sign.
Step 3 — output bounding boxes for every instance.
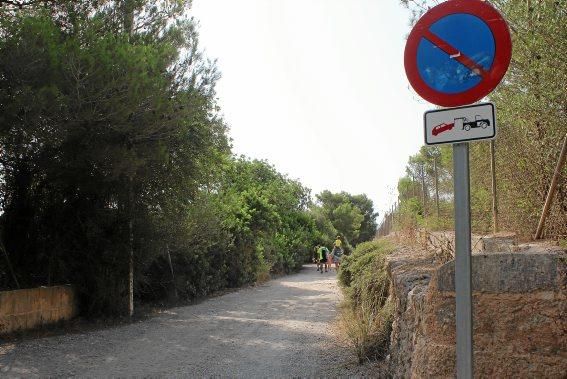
[404,0,512,107]
[417,14,495,94]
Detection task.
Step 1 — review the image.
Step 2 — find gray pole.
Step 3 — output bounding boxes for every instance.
[490,140,499,233]
[453,143,473,378]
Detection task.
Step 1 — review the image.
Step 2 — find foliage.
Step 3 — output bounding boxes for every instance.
[214,157,317,280]
[0,0,381,318]
[314,191,378,247]
[0,1,320,314]
[0,3,228,314]
[338,299,394,364]
[338,240,395,362]
[115,156,320,305]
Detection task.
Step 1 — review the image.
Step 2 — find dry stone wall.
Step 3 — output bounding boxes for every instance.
[386,243,566,378]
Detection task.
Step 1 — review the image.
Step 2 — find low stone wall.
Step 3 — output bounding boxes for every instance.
[387,244,567,378]
[0,285,77,335]
[421,230,520,255]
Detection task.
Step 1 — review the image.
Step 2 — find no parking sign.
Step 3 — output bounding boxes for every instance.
[404,0,511,107]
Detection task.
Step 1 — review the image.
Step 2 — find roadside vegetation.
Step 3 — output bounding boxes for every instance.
[0,1,377,316]
[337,240,395,363]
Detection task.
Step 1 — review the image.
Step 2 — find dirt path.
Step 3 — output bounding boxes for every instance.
[0,265,374,378]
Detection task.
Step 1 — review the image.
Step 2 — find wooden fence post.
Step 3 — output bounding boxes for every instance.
[534,133,567,239]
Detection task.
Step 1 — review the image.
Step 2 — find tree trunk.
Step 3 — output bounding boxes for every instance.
[128,176,134,317]
[124,0,136,318]
[420,166,427,216]
[1,241,20,289]
[166,244,178,300]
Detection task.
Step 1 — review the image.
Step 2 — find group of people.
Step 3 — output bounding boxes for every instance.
[314,236,344,273]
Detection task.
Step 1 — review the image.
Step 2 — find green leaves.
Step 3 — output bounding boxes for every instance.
[0,2,228,312]
[213,157,317,276]
[312,191,378,247]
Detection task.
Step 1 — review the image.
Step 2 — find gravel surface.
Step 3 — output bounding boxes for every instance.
[0,265,384,378]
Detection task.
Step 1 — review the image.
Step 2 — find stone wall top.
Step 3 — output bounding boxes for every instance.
[436,250,566,293]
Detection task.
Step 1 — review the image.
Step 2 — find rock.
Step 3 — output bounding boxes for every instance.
[436,251,561,293]
[480,232,518,253]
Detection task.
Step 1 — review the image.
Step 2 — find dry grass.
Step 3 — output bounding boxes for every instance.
[337,240,395,364]
[424,231,455,264]
[337,297,394,364]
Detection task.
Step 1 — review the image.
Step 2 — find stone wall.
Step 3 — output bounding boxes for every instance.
[0,285,77,335]
[387,244,566,378]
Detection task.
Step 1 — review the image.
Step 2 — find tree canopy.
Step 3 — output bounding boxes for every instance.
[0,0,379,315]
[314,191,378,247]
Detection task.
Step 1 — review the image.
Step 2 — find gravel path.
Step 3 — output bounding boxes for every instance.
[0,265,370,378]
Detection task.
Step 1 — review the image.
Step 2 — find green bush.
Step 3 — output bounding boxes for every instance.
[338,240,395,363]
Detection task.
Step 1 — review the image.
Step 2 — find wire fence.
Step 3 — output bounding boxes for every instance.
[377,135,567,241]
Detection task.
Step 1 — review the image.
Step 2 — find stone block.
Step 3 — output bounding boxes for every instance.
[387,245,567,378]
[27,288,41,313]
[25,310,42,330]
[38,286,53,311]
[436,252,565,293]
[5,314,27,332]
[481,232,518,253]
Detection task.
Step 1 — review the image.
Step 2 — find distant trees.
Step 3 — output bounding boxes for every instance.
[313,191,378,248]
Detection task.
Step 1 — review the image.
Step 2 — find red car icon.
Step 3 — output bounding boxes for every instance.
[432,122,454,136]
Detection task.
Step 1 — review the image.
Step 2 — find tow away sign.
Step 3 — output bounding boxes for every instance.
[424,102,496,145]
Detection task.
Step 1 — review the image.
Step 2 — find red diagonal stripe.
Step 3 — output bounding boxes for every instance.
[423,30,488,78]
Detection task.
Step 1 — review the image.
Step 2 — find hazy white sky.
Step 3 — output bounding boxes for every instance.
[191,0,430,221]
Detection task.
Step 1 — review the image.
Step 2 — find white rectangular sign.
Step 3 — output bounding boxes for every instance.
[424,103,496,145]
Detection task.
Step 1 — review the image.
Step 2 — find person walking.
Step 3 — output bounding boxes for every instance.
[327,247,334,271]
[333,244,343,270]
[317,245,330,273]
[314,245,321,271]
[332,236,343,270]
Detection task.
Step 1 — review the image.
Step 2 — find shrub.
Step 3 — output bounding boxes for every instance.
[338,239,395,363]
[338,299,394,363]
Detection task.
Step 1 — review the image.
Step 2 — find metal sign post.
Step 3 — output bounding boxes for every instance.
[453,143,473,379]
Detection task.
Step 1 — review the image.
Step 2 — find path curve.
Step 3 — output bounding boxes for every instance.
[1,266,350,377]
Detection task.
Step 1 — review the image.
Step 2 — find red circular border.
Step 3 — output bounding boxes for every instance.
[404,0,512,107]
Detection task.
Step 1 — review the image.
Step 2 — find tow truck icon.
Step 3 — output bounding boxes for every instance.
[432,115,491,136]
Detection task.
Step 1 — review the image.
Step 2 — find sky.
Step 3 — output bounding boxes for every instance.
[191,0,430,222]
